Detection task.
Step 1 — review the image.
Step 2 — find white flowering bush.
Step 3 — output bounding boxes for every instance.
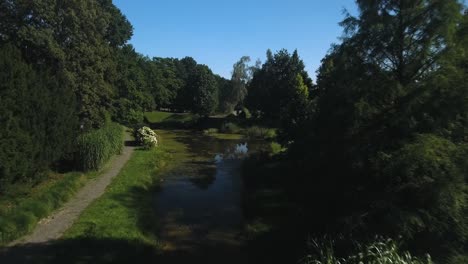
[136,126,158,149]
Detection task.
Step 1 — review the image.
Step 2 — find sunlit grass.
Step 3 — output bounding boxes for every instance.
[144,111,196,124]
[63,146,171,246]
[0,168,106,245]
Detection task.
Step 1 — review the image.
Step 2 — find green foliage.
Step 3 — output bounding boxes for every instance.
[75,123,124,171]
[203,128,219,135]
[373,135,468,247]
[64,142,172,246]
[113,98,145,126]
[246,49,313,120]
[243,1,468,263]
[112,45,155,114]
[190,65,219,116]
[245,126,277,140]
[302,238,432,264]
[270,142,284,155]
[240,107,252,119]
[1,0,134,129]
[220,56,254,113]
[280,74,313,144]
[0,43,78,191]
[220,122,241,134]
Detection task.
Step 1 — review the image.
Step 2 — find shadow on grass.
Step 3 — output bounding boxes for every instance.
[0,238,158,264]
[124,139,138,147]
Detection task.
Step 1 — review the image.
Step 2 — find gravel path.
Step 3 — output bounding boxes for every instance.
[9,138,135,246]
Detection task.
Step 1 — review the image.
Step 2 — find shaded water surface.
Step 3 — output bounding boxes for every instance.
[155,131,263,263]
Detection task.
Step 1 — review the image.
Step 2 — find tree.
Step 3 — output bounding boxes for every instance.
[173,57,199,112]
[0,43,77,190]
[216,75,234,113]
[246,49,313,120]
[300,0,468,258]
[111,45,153,125]
[227,56,251,112]
[147,57,183,110]
[190,65,218,116]
[0,0,133,129]
[280,74,312,144]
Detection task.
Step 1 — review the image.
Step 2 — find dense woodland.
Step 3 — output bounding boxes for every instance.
[242,1,468,263]
[1,0,467,263]
[0,0,235,190]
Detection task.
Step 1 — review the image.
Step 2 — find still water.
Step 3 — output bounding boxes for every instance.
[154,131,264,263]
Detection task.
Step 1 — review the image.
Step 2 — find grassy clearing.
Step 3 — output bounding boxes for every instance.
[0,166,108,245]
[210,133,244,140]
[144,111,197,125]
[63,132,180,248]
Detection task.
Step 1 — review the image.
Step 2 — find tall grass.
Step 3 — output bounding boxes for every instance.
[0,172,88,244]
[75,123,124,171]
[301,238,432,264]
[245,126,276,140]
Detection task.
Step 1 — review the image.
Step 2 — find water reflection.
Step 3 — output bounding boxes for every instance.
[154,133,265,263]
[214,143,249,163]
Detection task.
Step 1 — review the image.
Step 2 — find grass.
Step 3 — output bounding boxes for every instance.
[244,126,277,140]
[0,165,109,245]
[0,126,125,245]
[75,122,124,171]
[301,238,433,264]
[144,111,197,125]
[63,130,183,248]
[211,133,244,140]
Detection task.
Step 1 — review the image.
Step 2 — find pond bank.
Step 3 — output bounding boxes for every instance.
[1,129,266,263]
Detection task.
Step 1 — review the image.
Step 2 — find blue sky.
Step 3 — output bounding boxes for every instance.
[113,0,357,79]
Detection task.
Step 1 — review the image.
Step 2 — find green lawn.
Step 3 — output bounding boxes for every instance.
[62,130,185,249]
[144,111,197,124]
[63,148,169,246]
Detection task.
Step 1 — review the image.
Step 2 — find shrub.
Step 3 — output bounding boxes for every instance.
[75,123,124,171]
[135,126,158,149]
[113,98,144,126]
[270,142,284,155]
[245,126,277,140]
[203,128,219,135]
[220,122,241,134]
[302,238,432,264]
[120,109,144,126]
[374,134,467,251]
[240,107,252,119]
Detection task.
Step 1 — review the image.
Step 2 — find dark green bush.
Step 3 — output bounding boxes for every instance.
[302,238,433,264]
[240,107,252,119]
[113,98,144,126]
[245,126,277,140]
[220,122,241,134]
[75,123,124,171]
[372,134,468,257]
[0,43,78,191]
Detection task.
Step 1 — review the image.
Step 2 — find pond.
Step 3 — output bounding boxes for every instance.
[154,130,266,263]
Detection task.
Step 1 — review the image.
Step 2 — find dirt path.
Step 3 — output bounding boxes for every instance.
[9,138,135,246]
